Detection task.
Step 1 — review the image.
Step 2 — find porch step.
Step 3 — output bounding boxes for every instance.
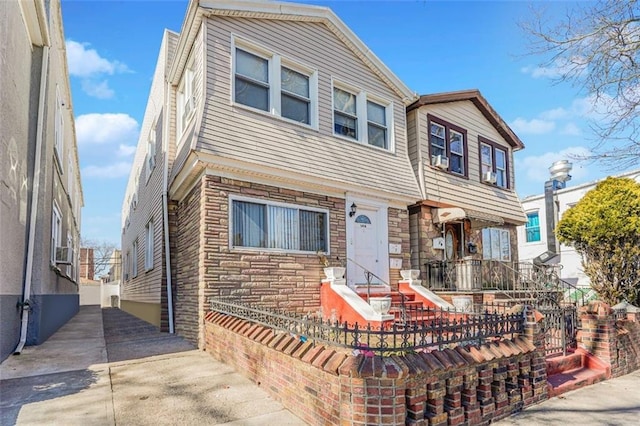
[547,366,608,397]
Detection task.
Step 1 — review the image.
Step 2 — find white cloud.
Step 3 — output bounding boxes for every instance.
[66,40,131,99]
[561,122,582,136]
[81,80,114,99]
[116,144,136,157]
[516,146,592,184]
[82,161,132,178]
[66,40,130,77]
[76,113,139,146]
[521,57,587,79]
[510,118,556,135]
[539,107,569,121]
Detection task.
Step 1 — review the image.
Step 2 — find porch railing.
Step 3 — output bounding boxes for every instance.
[209,297,525,355]
[425,259,590,306]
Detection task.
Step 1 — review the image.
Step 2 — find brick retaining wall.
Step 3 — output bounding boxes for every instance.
[204,311,548,425]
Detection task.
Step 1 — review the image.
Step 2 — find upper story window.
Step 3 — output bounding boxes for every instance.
[427,115,467,177]
[145,219,154,271]
[525,211,541,242]
[54,85,64,171]
[177,56,195,137]
[231,197,328,253]
[479,136,509,189]
[333,83,393,151]
[233,38,318,128]
[51,202,62,264]
[146,121,156,181]
[132,239,138,278]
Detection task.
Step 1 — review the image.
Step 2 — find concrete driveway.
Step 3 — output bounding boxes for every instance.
[0,306,305,425]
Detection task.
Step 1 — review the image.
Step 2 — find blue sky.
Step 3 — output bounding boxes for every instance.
[62,0,627,247]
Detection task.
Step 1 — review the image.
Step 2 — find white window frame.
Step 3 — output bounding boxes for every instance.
[124,251,130,281]
[146,120,157,182]
[177,55,196,139]
[54,85,64,171]
[145,219,154,271]
[482,227,511,261]
[132,239,138,278]
[229,195,330,254]
[331,79,394,152]
[51,202,62,265]
[66,231,73,277]
[67,156,74,202]
[231,36,319,130]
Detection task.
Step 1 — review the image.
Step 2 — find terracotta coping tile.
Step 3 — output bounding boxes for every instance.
[257,328,275,344]
[486,342,505,359]
[444,348,467,367]
[338,355,362,376]
[324,353,348,375]
[432,350,455,370]
[312,348,336,369]
[292,340,315,359]
[275,335,296,352]
[283,339,304,356]
[477,345,496,361]
[496,341,515,357]
[513,337,536,352]
[390,355,411,376]
[404,353,432,375]
[455,346,478,364]
[358,356,378,377]
[467,346,486,363]
[247,325,265,340]
[301,345,326,364]
[382,357,404,379]
[419,352,445,371]
[504,340,523,356]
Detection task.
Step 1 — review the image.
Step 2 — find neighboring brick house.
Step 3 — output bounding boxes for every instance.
[121,1,530,346]
[0,0,83,362]
[406,91,527,287]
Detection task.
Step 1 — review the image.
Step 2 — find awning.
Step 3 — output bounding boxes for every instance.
[432,207,504,225]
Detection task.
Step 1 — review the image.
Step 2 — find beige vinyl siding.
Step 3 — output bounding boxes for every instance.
[418,101,525,224]
[121,34,173,307]
[406,109,423,198]
[166,31,179,170]
[197,17,421,201]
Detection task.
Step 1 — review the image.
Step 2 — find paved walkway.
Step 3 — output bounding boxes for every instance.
[0,306,305,425]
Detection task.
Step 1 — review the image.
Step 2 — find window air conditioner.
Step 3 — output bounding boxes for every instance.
[483,171,497,184]
[431,155,449,169]
[55,246,74,265]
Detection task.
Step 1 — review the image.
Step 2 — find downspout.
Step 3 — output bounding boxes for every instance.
[162,80,175,334]
[15,46,49,354]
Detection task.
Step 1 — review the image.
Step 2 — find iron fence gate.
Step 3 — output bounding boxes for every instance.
[538,305,578,356]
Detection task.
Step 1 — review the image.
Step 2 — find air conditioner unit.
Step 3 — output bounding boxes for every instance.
[431,155,449,169]
[483,171,497,184]
[55,246,74,265]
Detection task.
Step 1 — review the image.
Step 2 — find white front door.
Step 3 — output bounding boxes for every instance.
[347,200,389,287]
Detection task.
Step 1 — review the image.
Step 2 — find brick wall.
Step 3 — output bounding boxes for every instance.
[204,310,548,426]
[578,301,640,377]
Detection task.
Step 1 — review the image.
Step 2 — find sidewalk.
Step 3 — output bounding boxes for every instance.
[0,306,306,425]
[496,368,640,425]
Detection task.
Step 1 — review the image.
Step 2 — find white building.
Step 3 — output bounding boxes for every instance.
[517,169,640,288]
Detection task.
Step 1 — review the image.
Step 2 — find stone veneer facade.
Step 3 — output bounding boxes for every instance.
[172,174,411,347]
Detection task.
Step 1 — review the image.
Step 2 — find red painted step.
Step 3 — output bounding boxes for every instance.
[547,366,608,397]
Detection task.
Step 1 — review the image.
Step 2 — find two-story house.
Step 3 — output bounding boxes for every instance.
[120,0,422,345]
[406,91,527,295]
[0,0,83,362]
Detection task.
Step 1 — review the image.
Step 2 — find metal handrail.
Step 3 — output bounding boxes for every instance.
[346,257,391,303]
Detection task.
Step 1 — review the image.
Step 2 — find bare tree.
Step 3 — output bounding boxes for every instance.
[81,238,119,279]
[521,0,640,169]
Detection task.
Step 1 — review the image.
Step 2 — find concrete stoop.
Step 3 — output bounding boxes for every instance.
[546,349,610,397]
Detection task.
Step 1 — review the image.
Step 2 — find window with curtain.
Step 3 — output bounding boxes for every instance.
[232,199,327,252]
[525,212,541,242]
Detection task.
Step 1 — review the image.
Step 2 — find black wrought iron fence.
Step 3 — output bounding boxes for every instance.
[209,297,525,355]
[538,305,579,356]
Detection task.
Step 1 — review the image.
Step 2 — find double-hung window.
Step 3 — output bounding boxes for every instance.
[333,84,392,150]
[66,232,73,277]
[482,227,511,261]
[233,39,317,127]
[428,115,467,176]
[177,57,195,137]
[525,212,541,242]
[145,219,154,271]
[479,137,509,188]
[54,86,64,170]
[146,122,156,181]
[51,203,62,264]
[132,239,138,278]
[231,197,328,253]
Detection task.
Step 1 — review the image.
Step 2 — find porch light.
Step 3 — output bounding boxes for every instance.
[349,203,357,217]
